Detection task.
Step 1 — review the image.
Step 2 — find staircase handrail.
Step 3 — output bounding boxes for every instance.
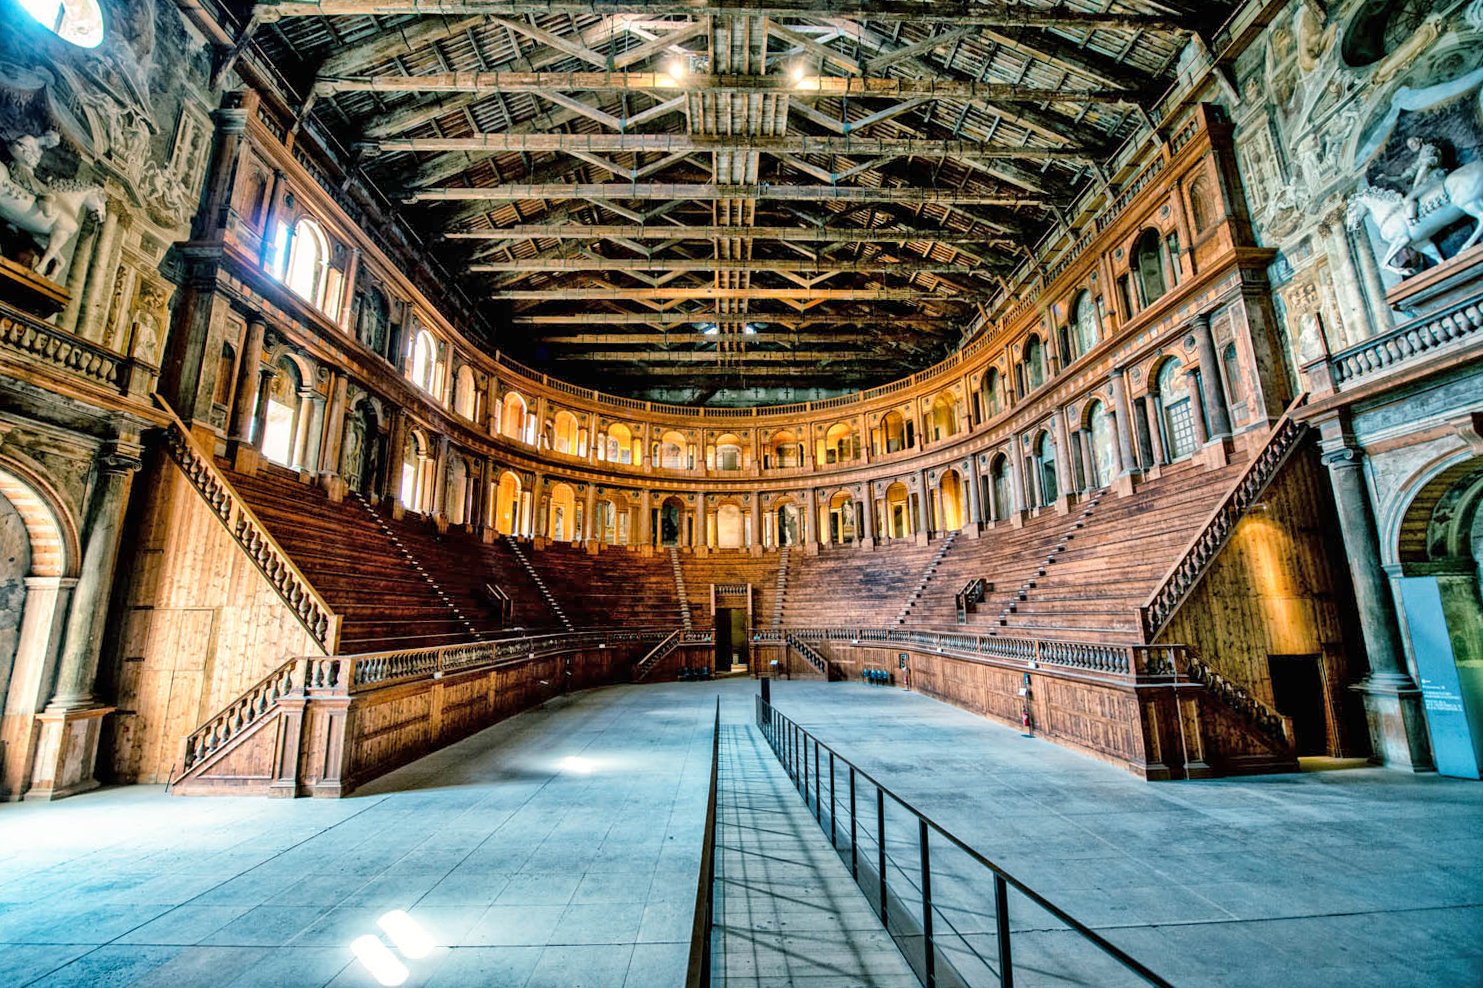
[1185,652,1293,749]
[1139,394,1311,641]
[176,657,305,776]
[955,577,987,622]
[155,400,341,652]
[783,632,830,675]
[633,629,682,679]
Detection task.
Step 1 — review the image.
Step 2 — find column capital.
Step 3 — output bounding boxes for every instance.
[1185,311,1213,333]
[98,441,143,475]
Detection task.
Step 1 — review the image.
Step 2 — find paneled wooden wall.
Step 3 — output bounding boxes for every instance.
[107,455,323,783]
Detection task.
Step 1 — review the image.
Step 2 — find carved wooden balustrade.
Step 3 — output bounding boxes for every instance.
[783,633,831,677]
[632,630,681,681]
[1139,395,1311,641]
[0,301,132,392]
[177,658,306,775]
[1184,654,1292,749]
[1326,294,1482,389]
[157,404,341,651]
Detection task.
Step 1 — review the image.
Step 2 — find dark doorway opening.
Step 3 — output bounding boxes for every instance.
[715,607,747,672]
[1268,654,1329,756]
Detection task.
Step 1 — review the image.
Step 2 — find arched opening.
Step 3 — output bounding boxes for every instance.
[659,431,688,470]
[453,365,477,420]
[553,410,581,456]
[1132,228,1168,306]
[445,456,469,525]
[284,217,330,309]
[399,431,428,512]
[546,483,576,542]
[341,399,383,495]
[501,392,529,443]
[825,491,856,545]
[1071,291,1099,360]
[1035,431,1058,505]
[259,359,302,468]
[938,469,965,532]
[409,329,438,393]
[822,423,854,465]
[774,501,801,547]
[18,0,105,47]
[981,369,1004,420]
[880,412,907,454]
[990,454,1012,521]
[771,431,804,468]
[928,394,958,441]
[1156,358,1198,461]
[1023,335,1046,392]
[714,434,743,471]
[594,498,619,545]
[716,503,744,549]
[884,482,910,539]
[1188,176,1215,234]
[605,423,636,464]
[1086,400,1117,489]
[660,496,685,547]
[493,471,521,536]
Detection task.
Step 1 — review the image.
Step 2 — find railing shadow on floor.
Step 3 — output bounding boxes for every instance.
[754,694,1173,988]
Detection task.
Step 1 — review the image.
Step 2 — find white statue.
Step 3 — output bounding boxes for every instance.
[0,131,106,281]
[1346,140,1483,275]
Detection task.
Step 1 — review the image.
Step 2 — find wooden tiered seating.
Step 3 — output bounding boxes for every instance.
[519,542,681,628]
[781,542,942,626]
[223,465,508,652]
[993,457,1251,642]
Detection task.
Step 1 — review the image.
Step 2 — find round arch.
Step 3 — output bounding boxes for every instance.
[938,468,966,531]
[493,471,522,536]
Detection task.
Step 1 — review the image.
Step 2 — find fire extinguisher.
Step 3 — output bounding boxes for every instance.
[1018,672,1033,737]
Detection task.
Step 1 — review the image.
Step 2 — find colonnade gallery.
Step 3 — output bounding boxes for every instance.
[0,0,1480,985]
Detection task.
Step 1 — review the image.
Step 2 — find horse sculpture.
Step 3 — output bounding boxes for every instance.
[0,132,107,283]
[1346,155,1483,275]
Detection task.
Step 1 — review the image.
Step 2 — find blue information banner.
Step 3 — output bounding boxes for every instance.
[1398,577,1481,780]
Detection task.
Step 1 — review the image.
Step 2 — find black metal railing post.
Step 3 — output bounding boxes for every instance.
[877,786,888,926]
[814,742,821,824]
[849,764,858,880]
[920,816,935,988]
[828,751,836,848]
[995,873,1013,988]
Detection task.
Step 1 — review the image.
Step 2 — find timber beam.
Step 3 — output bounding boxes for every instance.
[411,184,1048,206]
[449,224,1014,246]
[510,313,955,328]
[370,133,1092,160]
[468,258,998,274]
[491,287,985,301]
[258,3,1188,32]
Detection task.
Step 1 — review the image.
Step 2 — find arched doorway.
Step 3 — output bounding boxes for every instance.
[553,410,581,455]
[1086,401,1117,489]
[605,423,636,464]
[1035,432,1058,505]
[1392,460,1483,778]
[259,359,302,467]
[445,456,469,525]
[501,392,528,442]
[547,482,577,542]
[342,399,383,495]
[493,471,521,535]
[827,491,856,545]
[399,430,427,511]
[771,431,804,468]
[774,501,801,547]
[660,496,685,547]
[938,470,965,532]
[823,423,854,465]
[928,394,957,441]
[884,483,910,539]
[715,503,743,549]
[880,412,907,454]
[990,454,1012,520]
[659,432,688,470]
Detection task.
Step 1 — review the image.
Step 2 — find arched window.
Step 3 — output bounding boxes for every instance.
[826,491,856,544]
[284,218,331,309]
[982,369,1003,419]
[399,433,425,511]
[409,330,438,392]
[1071,292,1099,359]
[823,423,854,465]
[1157,359,1197,461]
[715,434,742,471]
[501,393,529,442]
[259,360,301,467]
[1087,401,1117,489]
[772,431,803,468]
[880,412,907,454]
[547,483,577,542]
[453,365,477,420]
[929,394,958,441]
[884,482,910,538]
[605,423,635,464]
[659,431,688,470]
[990,454,1012,521]
[774,502,800,547]
[1036,432,1058,505]
[1188,176,1215,234]
[445,457,469,526]
[19,0,105,48]
[1132,228,1168,306]
[938,470,965,531]
[552,411,580,455]
[1023,336,1046,392]
[493,471,522,535]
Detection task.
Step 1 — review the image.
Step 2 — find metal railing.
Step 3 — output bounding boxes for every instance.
[685,696,722,988]
[756,695,1172,988]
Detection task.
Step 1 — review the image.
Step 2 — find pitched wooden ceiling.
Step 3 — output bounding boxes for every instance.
[249,0,1231,403]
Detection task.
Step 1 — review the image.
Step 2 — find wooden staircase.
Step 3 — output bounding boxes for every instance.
[771,546,790,629]
[993,491,1105,632]
[895,533,958,625]
[784,632,830,678]
[670,548,694,631]
[632,630,682,682]
[502,536,573,631]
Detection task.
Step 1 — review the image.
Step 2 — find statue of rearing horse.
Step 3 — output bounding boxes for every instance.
[1346,144,1483,276]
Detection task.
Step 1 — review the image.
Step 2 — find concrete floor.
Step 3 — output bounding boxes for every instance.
[766,679,1483,987]
[0,678,1479,987]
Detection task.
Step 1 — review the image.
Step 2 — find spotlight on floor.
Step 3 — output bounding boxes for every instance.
[377,909,436,959]
[560,755,596,775]
[351,934,409,986]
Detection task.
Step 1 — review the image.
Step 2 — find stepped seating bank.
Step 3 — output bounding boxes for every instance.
[159,405,1326,794]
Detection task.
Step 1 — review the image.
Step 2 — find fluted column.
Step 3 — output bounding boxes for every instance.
[1190,314,1232,440]
[694,493,706,548]
[1319,433,1430,769]
[1143,394,1167,466]
[804,488,818,546]
[46,446,141,709]
[228,318,267,449]
[749,495,761,548]
[1052,410,1073,497]
[639,488,652,546]
[1077,429,1094,490]
[318,372,348,479]
[1007,437,1027,511]
[965,458,982,528]
[1109,369,1136,476]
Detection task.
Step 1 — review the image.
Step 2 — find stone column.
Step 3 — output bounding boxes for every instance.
[0,576,75,800]
[1077,429,1094,490]
[290,388,318,471]
[1052,410,1073,497]
[965,458,982,528]
[337,248,361,333]
[302,393,327,474]
[860,486,876,545]
[228,318,267,451]
[430,436,450,519]
[1185,368,1210,446]
[1007,438,1027,512]
[638,488,652,546]
[1025,444,1042,508]
[917,470,933,537]
[318,372,348,481]
[694,493,707,548]
[1190,314,1232,440]
[77,204,123,343]
[1349,223,1393,338]
[32,446,141,799]
[804,488,818,547]
[1319,435,1431,770]
[1109,369,1136,476]
[749,495,761,551]
[250,367,273,452]
[1143,394,1167,466]
[584,485,597,544]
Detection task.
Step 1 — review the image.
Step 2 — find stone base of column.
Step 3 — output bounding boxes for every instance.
[317,473,346,502]
[859,538,874,550]
[963,524,982,539]
[803,542,821,556]
[1113,473,1137,497]
[694,545,709,557]
[390,501,406,521]
[229,442,261,474]
[24,705,113,801]
[915,532,930,545]
[1354,676,1433,771]
[585,540,600,555]
[1197,439,1231,470]
[749,543,764,557]
[1054,494,1072,516]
